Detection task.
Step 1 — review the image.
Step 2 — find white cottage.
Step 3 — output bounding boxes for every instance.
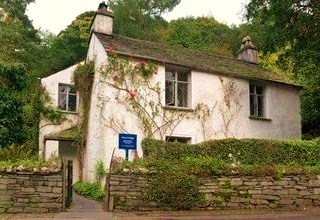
[39,3,301,182]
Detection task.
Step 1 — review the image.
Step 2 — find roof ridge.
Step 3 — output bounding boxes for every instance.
[95,32,242,62]
[94,32,300,87]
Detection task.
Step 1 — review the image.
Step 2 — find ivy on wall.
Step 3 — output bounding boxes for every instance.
[73,61,95,181]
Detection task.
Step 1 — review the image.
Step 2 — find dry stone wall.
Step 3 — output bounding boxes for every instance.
[0,172,63,213]
[109,174,320,211]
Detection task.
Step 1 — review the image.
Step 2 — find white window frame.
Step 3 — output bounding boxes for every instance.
[58,84,77,113]
[165,69,189,108]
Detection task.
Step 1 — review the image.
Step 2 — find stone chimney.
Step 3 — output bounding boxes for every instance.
[91,2,114,36]
[236,36,258,64]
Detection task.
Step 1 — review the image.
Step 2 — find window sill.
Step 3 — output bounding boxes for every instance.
[163,106,194,112]
[59,110,79,115]
[249,116,272,122]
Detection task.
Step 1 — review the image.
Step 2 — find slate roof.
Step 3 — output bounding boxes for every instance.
[95,32,299,87]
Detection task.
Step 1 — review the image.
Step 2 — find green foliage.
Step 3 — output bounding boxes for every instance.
[147,167,205,210]
[166,17,235,56]
[73,181,106,201]
[37,87,66,123]
[0,0,40,64]
[73,61,95,96]
[73,61,95,181]
[182,157,227,175]
[109,0,175,40]
[0,144,34,161]
[0,146,61,171]
[94,160,106,184]
[245,0,320,137]
[142,138,320,166]
[118,138,320,210]
[0,62,28,147]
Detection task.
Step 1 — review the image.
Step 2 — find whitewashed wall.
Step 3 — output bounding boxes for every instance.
[41,33,301,183]
[39,65,79,157]
[82,37,301,181]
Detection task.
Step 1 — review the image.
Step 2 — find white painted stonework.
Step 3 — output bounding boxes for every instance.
[80,33,301,181]
[39,5,302,183]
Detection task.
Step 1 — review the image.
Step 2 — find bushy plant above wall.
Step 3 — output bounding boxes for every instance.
[141,138,320,166]
[0,145,61,172]
[114,138,320,211]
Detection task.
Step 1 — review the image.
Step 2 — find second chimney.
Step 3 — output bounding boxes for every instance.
[236,36,258,64]
[91,2,114,36]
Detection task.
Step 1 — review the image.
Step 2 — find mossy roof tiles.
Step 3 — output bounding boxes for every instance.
[95,33,299,87]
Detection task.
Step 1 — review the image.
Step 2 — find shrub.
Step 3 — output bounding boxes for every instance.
[131,138,320,210]
[94,160,106,184]
[0,144,35,161]
[146,167,205,210]
[141,138,320,166]
[182,157,227,175]
[73,181,105,201]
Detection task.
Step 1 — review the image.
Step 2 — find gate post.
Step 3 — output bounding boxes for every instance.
[62,159,66,211]
[105,172,111,211]
[66,160,73,207]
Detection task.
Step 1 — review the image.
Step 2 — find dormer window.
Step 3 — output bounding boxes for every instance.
[58,84,77,112]
[165,69,189,108]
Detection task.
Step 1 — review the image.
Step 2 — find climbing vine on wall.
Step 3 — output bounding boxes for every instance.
[97,55,244,143]
[219,77,243,138]
[100,55,191,140]
[73,61,95,181]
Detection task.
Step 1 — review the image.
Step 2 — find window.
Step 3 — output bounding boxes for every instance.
[166,136,191,144]
[249,83,264,117]
[165,70,189,108]
[58,84,77,112]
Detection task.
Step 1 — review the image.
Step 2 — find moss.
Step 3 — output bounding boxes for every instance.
[114,196,127,207]
[221,180,234,189]
[96,33,299,87]
[240,192,252,199]
[46,127,80,140]
[214,192,233,202]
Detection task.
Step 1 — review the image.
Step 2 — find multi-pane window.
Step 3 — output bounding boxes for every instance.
[165,70,189,107]
[58,84,77,112]
[166,136,191,143]
[249,83,264,117]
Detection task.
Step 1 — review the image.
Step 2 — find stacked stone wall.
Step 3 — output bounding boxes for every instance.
[0,172,63,213]
[109,174,320,211]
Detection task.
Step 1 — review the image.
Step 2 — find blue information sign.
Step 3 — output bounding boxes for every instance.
[119,133,137,160]
[119,133,137,150]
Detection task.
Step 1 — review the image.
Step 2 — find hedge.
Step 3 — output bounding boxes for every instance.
[122,138,320,211]
[142,138,320,166]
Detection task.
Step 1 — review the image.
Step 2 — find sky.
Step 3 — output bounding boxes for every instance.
[26,0,248,35]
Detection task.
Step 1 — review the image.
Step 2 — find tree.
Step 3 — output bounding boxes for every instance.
[0,62,27,147]
[165,17,235,56]
[245,0,320,137]
[109,0,180,40]
[36,11,95,76]
[0,0,40,64]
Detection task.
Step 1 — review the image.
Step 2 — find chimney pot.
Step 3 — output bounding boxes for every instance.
[236,36,258,64]
[91,2,114,36]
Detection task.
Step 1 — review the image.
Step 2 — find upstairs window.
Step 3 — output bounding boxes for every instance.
[58,84,77,112]
[165,70,189,108]
[249,83,264,117]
